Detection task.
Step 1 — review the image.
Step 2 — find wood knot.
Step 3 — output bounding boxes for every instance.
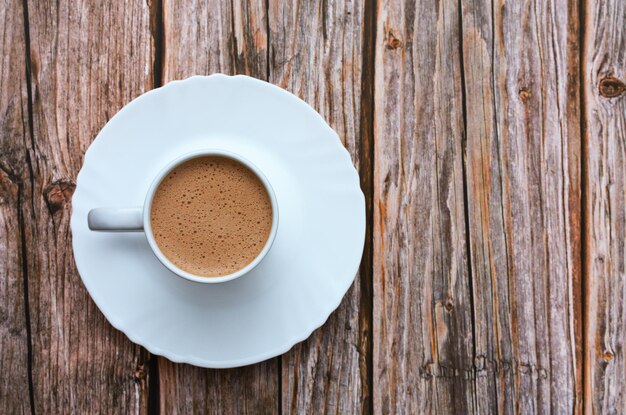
[602,351,614,361]
[385,31,402,50]
[421,362,435,379]
[444,300,453,312]
[599,77,625,98]
[519,88,531,102]
[133,364,146,380]
[0,168,19,205]
[473,355,486,370]
[44,179,76,214]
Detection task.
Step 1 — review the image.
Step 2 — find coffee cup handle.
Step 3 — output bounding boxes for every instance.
[88,207,144,231]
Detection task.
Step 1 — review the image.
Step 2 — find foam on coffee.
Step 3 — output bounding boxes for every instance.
[150,156,273,277]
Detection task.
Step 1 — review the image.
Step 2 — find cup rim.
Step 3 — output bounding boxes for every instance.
[143,149,279,284]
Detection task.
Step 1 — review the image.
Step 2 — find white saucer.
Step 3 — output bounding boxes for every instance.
[71,75,365,368]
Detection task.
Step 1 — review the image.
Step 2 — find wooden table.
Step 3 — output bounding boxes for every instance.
[1,0,624,413]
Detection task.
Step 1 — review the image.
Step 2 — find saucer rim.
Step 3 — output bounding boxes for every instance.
[71,74,366,368]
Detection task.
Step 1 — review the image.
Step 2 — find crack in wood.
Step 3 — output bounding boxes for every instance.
[19,0,36,413]
[457,0,480,413]
[150,0,165,89]
[148,1,164,414]
[359,2,377,414]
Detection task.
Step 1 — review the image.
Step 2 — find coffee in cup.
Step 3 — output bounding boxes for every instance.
[150,156,273,277]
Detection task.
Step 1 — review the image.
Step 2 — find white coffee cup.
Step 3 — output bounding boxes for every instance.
[88,149,279,284]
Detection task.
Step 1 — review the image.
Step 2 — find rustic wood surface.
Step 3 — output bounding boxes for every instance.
[583,0,626,413]
[0,0,31,413]
[373,0,475,413]
[0,0,624,413]
[459,0,582,413]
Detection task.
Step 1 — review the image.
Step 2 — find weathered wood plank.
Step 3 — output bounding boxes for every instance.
[24,0,154,412]
[0,0,32,413]
[159,362,278,413]
[159,2,279,413]
[461,0,582,413]
[373,0,476,413]
[583,0,626,412]
[268,0,372,413]
[162,0,268,80]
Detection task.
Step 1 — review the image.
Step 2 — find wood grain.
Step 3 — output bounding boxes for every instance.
[162,0,268,81]
[0,0,32,413]
[159,1,279,413]
[159,362,278,414]
[460,0,582,413]
[4,0,625,411]
[373,0,476,413]
[23,0,154,412]
[583,0,626,412]
[268,0,372,413]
